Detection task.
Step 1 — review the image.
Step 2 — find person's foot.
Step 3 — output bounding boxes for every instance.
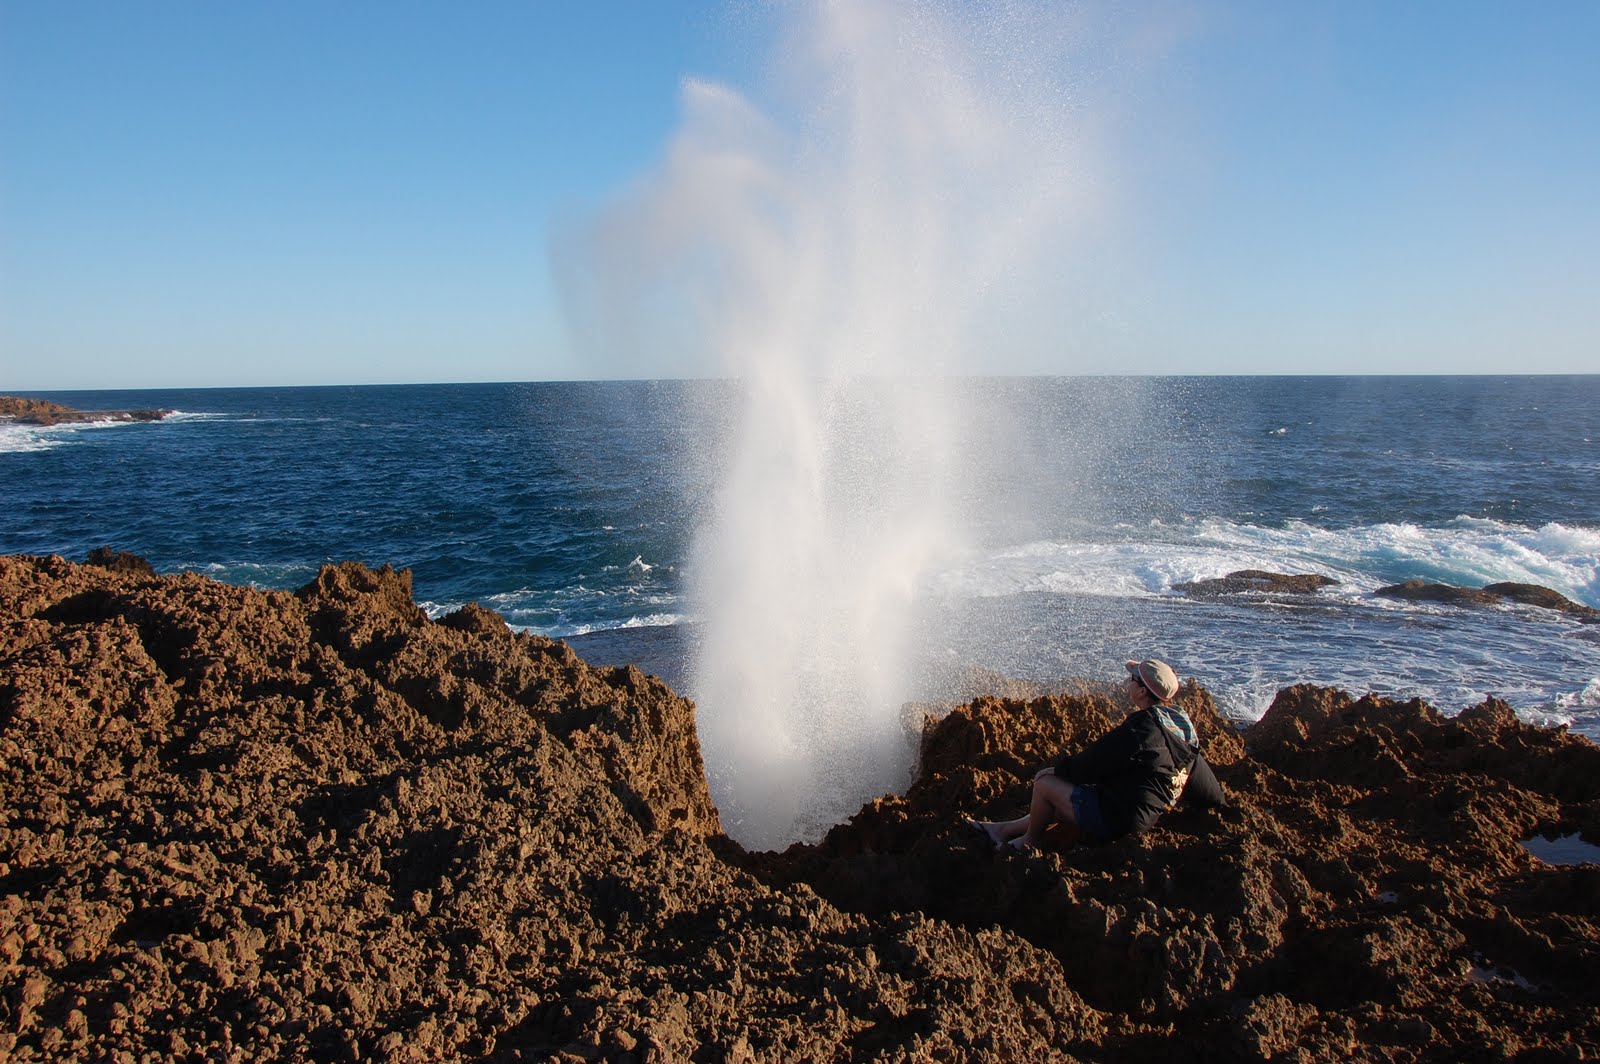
[964,818,1007,849]
[1007,835,1037,853]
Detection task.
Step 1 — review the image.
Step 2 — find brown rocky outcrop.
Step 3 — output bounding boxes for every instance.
[1482,582,1599,618]
[1376,581,1504,608]
[0,396,170,426]
[1378,579,1598,618]
[2,554,1597,1061]
[84,547,157,576]
[1173,570,1338,597]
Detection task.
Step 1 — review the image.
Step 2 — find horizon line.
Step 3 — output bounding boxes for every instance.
[8,370,1599,395]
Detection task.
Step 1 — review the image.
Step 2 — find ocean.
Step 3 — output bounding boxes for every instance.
[5,376,1598,745]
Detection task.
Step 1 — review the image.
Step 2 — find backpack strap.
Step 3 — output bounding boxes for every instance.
[1153,705,1199,758]
[1150,706,1200,811]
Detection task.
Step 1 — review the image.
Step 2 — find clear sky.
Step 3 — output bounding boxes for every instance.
[2,0,1596,389]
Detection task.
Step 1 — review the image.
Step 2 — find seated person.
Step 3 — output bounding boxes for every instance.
[969,658,1227,850]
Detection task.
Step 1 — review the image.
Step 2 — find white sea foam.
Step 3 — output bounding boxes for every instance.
[561,613,687,638]
[180,561,319,589]
[932,539,1233,599]
[482,587,543,608]
[468,582,689,639]
[0,424,61,453]
[162,411,229,422]
[1206,671,1298,725]
[0,416,132,453]
[1556,677,1600,711]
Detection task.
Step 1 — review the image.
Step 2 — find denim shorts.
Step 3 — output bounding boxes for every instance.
[1069,783,1107,840]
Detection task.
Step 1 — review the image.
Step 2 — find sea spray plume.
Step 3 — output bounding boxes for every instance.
[561,1,1103,847]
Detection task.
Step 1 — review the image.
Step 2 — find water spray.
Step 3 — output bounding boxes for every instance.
[565,0,1099,847]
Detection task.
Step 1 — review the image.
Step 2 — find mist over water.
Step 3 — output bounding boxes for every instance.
[564,2,1106,847]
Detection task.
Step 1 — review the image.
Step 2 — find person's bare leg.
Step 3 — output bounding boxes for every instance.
[1012,774,1078,850]
[970,776,1078,850]
[967,813,1030,847]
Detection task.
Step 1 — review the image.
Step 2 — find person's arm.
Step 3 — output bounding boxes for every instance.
[1181,752,1228,808]
[1054,717,1140,783]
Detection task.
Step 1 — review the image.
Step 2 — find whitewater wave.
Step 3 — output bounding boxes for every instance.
[0,424,63,454]
[558,612,687,638]
[934,517,1600,609]
[0,417,132,454]
[162,411,230,423]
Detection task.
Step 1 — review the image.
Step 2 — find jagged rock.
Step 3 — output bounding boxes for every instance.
[1457,694,1520,728]
[437,601,513,635]
[84,547,157,576]
[2,555,1597,1062]
[1173,569,1338,597]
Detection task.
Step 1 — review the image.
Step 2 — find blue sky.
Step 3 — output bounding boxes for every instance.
[2,0,1595,389]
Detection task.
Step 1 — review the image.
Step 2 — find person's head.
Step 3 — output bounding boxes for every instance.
[1125,659,1180,706]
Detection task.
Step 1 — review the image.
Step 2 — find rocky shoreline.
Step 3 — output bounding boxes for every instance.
[2,553,1597,1061]
[0,397,171,427]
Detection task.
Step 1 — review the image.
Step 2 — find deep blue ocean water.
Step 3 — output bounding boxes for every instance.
[5,376,1598,739]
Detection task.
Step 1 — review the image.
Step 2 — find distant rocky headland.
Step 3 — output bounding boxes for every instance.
[0,396,171,426]
[2,552,1596,1061]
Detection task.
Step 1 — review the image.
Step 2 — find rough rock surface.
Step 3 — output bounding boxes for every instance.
[3,555,1598,1062]
[0,397,170,426]
[1172,570,1338,598]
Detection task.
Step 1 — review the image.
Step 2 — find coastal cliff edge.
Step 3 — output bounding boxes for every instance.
[2,556,1596,1062]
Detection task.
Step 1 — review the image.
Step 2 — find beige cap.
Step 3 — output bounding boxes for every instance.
[1126,659,1180,701]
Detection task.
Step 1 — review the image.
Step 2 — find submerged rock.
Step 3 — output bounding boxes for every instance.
[1375,580,1502,607]
[1378,579,1597,618]
[2,555,1597,1061]
[1483,581,1599,618]
[1173,569,1338,597]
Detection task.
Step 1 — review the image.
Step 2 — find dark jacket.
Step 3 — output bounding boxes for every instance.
[1053,706,1227,840]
